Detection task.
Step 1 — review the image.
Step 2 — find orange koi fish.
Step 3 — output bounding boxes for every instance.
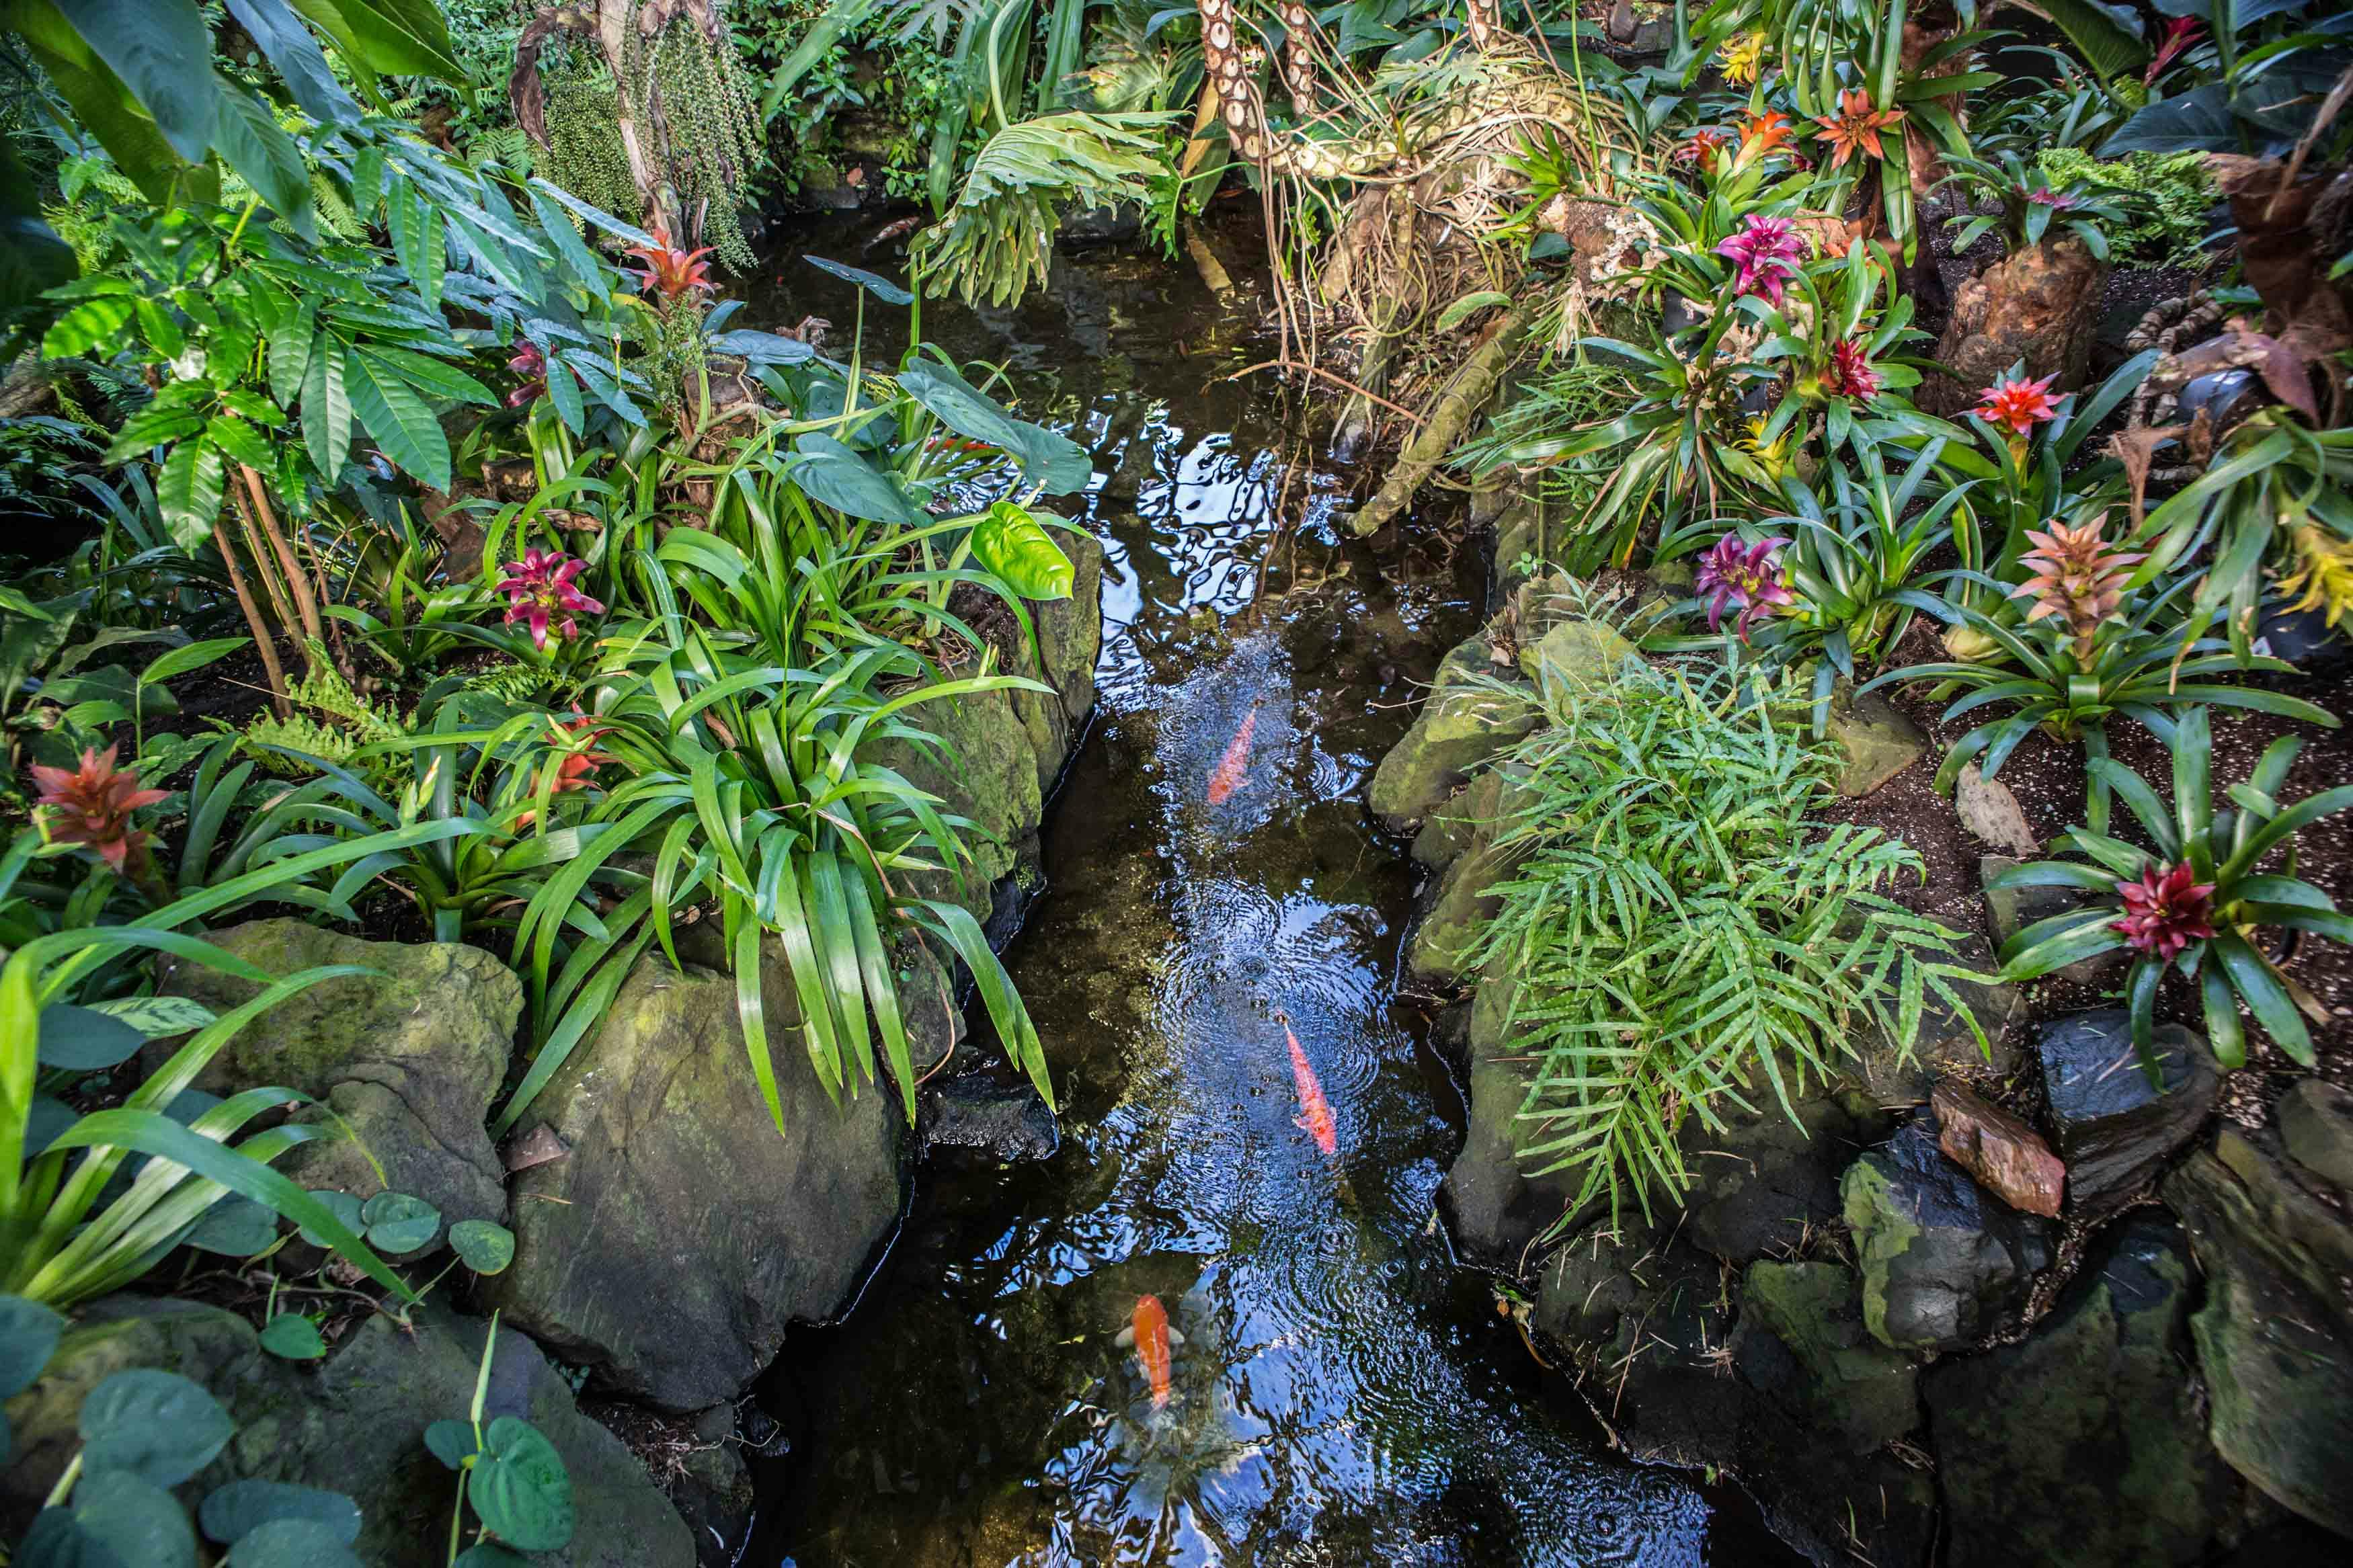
[1115,1293,1183,1408]
[1283,1016,1338,1157]
[1205,708,1259,804]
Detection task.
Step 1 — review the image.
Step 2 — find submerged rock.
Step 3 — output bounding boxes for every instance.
[487,944,940,1411]
[921,1073,1060,1162]
[2165,1128,2353,1538]
[2038,1010,2217,1215]
[1925,1214,2234,1568]
[161,919,518,1238]
[0,1296,692,1566]
[1841,1115,2052,1352]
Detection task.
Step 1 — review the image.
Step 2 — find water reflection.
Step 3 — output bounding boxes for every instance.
[748,220,1784,1567]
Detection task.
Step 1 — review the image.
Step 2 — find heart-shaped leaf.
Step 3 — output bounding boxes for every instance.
[789,435,925,526]
[199,1479,361,1546]
[360,1191,441,1253]
[448,1219,516,1275]
[257,1313,326,1360]
[895,360,1090,495]
[709,329,815,366]
[71,1469,196,1568]
[225,1517,364,1567]
[294,1189,364,1248]
[0,1295,66,1399]
[424,1417,477,1471]
[186,1196,280,1257]
[453,1542,533,1567]
[969,501,1075,601]
[79,1369,234,1487]
[805,254,914,304]
[469,1417,573,1551]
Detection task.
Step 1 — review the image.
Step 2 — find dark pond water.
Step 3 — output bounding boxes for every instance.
[737,216,1792,1567]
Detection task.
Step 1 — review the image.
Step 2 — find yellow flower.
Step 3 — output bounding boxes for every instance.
[1722,33,1767,87]
[1743,415,1793,483]
[2279,523,2353,628]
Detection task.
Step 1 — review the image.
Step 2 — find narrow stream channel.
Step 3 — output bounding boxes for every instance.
[742,218,1791,1567]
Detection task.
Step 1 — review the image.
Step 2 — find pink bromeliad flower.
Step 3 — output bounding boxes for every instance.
[1975,372,2063,436]
[498,548,604,651]
[1715,215,1807,306]
[2146,18,2201,87]
[2112,862,2216,962]
[1827,337,1882,400]
[1696,534,1796,641]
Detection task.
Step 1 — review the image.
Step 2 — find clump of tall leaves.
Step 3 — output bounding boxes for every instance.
[914,110,1172,307]
[1466,654,1985,1227]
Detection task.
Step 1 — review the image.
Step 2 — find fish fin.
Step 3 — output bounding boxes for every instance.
[1166,1327,1186,1346]
[1114,1327,1135,1348]
[1295,1114,1312,1132]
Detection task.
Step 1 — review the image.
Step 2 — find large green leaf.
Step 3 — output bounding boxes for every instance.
[469,1417,574,1551]
[895,358,1090,494]
[212,89,315,242]
[69,1469,197,1568]
[804,253,915,305]
[2030,0,2151,81]
[40,294,133,358]
[969,501,1075,600]
[34,1003,146,1069]
[300,333,352,477]
[157,438,227,552]
[49,0,220,161]
[223,0,360,123]
[286,0,464,84]
[345,348,455,491]
[5,1,197,202]
[226,1518,365,1567]
[200,1479,362,1548]
[0,1294,64,1398]
[789,434,926,526]
[78,1368,235,1486]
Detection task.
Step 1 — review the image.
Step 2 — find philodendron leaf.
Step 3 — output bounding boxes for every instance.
[186,1196,280,1257]
[70,1468,198,1568]
[469,1416,574,1551]
[86,993,217,1038]
[78,1368,235,1487]
[970,501,1075,600]
[423,1417,477,1471]
[33,1002,146,1069]
[448,1219,516,1275]
[452,1542,533,1567]
[788,435,925,526]
[0,1295,66,1399]
[294,1188,364,1248]
[804,254,914,304]
[359,1191,441,1253]
[894,359,1091,495]
[225,1517,364,1567]
[257,1313,327,1360]
[200,1478,362,1546]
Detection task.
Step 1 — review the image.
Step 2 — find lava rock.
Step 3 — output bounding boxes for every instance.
[2039,1010,2218,1214]
[0,1296,692,1565]
[1368,636,1540,831]
[1925,1214,2235,1567]
[486,944,943,1411]
[1841,1114,2053,1352]
[2276,1078,2353,1192]
[160,919,519,1238]
[2165,1130,2353,1537]
[1932,1080,2064,1217]
[1954,764,2039,856]
[921,1074,1060,1163]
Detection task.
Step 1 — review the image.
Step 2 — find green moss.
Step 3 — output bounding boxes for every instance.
[1840,1160,1920,1348]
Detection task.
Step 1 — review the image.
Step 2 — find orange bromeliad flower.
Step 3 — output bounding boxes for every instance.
[1812,89,1904,171]
[622,220,717,306]
[31,745,167,871]
[1734,110,1796,169]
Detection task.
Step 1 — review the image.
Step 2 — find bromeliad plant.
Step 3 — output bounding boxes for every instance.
[1993,707,2353,1071]
[1940,149,2128,262]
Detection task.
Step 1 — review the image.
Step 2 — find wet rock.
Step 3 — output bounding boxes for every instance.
[1981,853,2091,946]
[487,944,943,1410]
[1678,1085,1888,1265]
[2165,1130,2353,1537]
[1,1296,692,1566]
[920,1073,1060,1162]
[2039,1009,2217,1215]
[161,919,518,1237]
[1954,764,2038,856]
[668,1405,754,1568]
[1824,686,1923,797]
[1367,636,1538,831]
[1924,1214,2234,1568]
[1845,932,2022,1106]
[2277,1078,2353,1192]
[1737,1262,1918,1453]
[1515,618,1637,689]
[1409,769,1503,872]
[1441,978,1605,1262]
[1931,1080,2065,1217]
[1841,1114,2053,1351]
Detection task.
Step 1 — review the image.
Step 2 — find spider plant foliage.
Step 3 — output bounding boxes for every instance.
[1465,656,1986,1230]
[915,110,1174,308]
[1993,708,2353,1073]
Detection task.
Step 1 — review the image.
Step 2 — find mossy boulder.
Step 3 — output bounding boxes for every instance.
[1,1296,691,1566]
[1924,1214,2235,1568]
[1737,1261,1917,1454]
[1367,636,1536,831]
[1439,977,1606,1262]
[2165,1129,2353,1538]
[1842,1114,2052,1352]
[1515,618,1636,688]
[160,919,520,1237]
[1679,1086,1888,1264]
[485,942,940,1411]
[1823,685,1924,797]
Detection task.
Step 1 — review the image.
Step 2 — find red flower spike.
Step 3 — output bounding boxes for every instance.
[1827,337,1882,401]
[2112,862,2217,962]
[30,745,168,870]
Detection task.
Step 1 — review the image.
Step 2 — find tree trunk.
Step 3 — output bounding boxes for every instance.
[1917,238,2106,416]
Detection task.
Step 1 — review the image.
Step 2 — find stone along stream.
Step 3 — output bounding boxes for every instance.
[742,221,1790,1567]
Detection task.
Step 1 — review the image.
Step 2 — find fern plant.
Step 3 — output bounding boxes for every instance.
[1464,655,1986,1229]
[233,650,412,786]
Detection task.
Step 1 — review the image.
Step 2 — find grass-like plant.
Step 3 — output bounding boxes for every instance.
[1993,706,2353,1072]
[1465,653,1986,1228]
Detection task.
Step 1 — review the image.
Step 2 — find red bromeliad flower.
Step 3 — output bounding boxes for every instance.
[1715,214,1808,306]
[1811,88,1905,171]
[2146,18,2201,87]
[547,711,614,794]
[1827,336,1882,400]
[507,341,547,409]
[1677,129,1733,173]
[622,220,717,306]
[497,548,605,651]
[31,745,167,870]
[2025,188,2078,209]
[2112,861,2217,962]
[1696,534,1796,641]
[1975,372,2062,436]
